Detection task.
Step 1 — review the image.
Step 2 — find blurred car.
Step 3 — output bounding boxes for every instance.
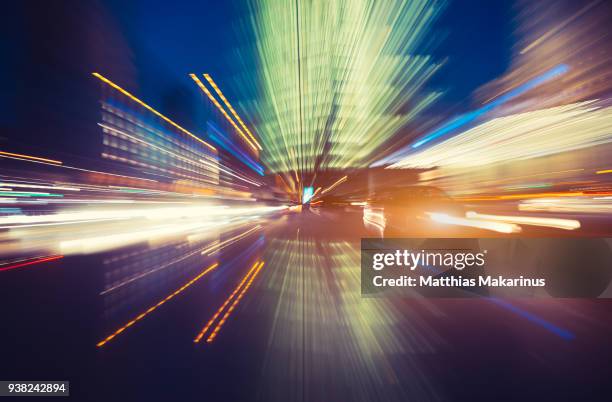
[313,194,365,213]
[363,186,465,237]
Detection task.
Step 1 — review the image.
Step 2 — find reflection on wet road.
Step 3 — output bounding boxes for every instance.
[2,209,612,401]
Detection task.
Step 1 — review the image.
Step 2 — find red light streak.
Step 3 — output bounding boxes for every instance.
[0,255,64,272]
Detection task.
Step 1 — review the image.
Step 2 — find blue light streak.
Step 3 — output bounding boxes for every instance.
[207,122,264,176]
[411,64,569,149]
[488,298,575,340]
[302,186,314,204]
[372,64,569,167]
[412,265,574,341]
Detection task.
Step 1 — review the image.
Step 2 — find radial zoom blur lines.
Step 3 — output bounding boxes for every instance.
[190,74,262,154]
[240,0,444,176]
[390,101,612,170]
[93,72,217,152]
[0,150,62,165]
[194,260,265,343]
[97,262,219,347]
[0,255,63,272]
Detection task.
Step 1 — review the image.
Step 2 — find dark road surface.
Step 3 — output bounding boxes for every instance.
[2,209,612,401]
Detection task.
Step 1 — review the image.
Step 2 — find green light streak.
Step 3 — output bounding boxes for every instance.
[0,192,64,198]
[242,0,444,174]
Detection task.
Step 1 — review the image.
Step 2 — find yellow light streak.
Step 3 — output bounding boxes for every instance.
[457,191,585,202]
[0,150,62,165]
[206,261,264,343]
[189,74,258,153]
[321,175,348,195]
[519,197,612,213]
[96,262,219,347]
[427,212,521,234]
[92,72,216,153]
[390,102,612,170]
[203,74,262,150]
[465,211,580,231]
[194,261,262,343]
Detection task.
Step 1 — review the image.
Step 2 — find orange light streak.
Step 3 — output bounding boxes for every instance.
[0,150,62,165]
[97,262,219,347]
[205,261,264,343]
[193,261,262,343]
[92,73,216,153]
[320,175,348,195]
[203,74,262,150]
[189,74,258,153]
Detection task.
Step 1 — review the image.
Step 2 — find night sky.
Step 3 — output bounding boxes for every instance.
[2,0,513,160]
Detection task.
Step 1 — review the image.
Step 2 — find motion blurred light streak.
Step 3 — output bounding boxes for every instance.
[190,74,259,153]
[96,262,219,347]
[488,298,575,340]
[390,101,612,169]
[59,222,215,255]
[200,225,262,256]
[0,201,284,256]
[99,123,211,170]
[457,192,586,202]
[320,175,348,195]
[194,260,262,343]
[259,239,442,401]
[479,0,611,109]
[203,160,262,187]
[0,150,62,165]
[519,197,612,214]
[0,205,285,228]
[100,243,216,295]
[2,151,165,187]
[406,64,569,150]
[465,211,580,231]
[243,0,444,174]
[0,182,80,192]
[302,186,314,204]
[98,93,224,194]
[92,73,217,153]
[207,122,265,176]
[202,74,262,150]
[0,191,63,198]
[426,212,521,234]
[205,261,265,343]
[0,255,63,272]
